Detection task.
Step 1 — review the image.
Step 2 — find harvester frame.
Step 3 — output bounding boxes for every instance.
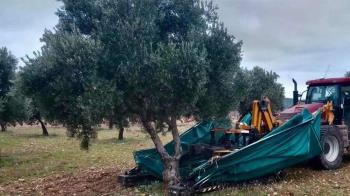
[118,77,350,195]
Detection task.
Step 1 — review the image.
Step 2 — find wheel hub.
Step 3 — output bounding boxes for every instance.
[324,143,330,154]
[324,135,339,162]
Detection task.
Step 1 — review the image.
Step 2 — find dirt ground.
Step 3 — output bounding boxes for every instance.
[2,160,350,196]
[0,166,141,196]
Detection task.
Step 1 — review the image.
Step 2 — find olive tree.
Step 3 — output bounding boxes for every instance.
[105,92,129,140]
[196,23,244,119]
[20,30,105,149]
[0,48,27,131]
[24,99,49,136]
[54,0,243,188]
[0,83,28,132]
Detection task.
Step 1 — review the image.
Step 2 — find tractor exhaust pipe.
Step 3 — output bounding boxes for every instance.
[292,78,298,105]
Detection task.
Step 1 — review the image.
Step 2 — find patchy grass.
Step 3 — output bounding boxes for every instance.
[0,132,22,148]
[0,126,152,185]
[2,124,350,195]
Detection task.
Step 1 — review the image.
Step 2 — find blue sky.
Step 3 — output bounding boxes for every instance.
[1,0,349,97]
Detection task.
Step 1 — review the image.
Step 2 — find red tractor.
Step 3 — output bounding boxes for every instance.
[280,77,350,169]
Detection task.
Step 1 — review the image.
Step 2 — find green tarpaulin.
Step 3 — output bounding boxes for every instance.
[134,109,322,186]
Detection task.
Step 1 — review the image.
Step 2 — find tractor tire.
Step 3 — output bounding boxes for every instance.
[316,126,344,170]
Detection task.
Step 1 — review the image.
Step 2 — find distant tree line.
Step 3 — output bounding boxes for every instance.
[0,0,285,189]
[0,48,49,135]
[239,66,285,114]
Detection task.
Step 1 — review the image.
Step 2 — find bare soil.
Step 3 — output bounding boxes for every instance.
[2,161,350,196]
[0,167,135,196]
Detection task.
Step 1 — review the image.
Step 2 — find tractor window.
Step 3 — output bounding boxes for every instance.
[341,86,350,105]
[341,86,350,129]
[307,85,339,104]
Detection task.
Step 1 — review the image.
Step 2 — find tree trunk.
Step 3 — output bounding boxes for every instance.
[38,118,49,136]
[141,116,181,191]
[168,117,182,159]
[162,157,180,189]
[1,123,6,132]
[118,123,124,140]
[165,116,182,186]
[80,125,91,150]
[66,125,76,137]
[108,120,114,130]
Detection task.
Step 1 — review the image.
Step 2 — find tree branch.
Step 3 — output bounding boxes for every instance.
[168,116,182,160]
[141,117,171,161]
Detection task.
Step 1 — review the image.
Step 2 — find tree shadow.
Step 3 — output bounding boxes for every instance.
[341,154,350,164]
[15,133,59,139]
[96,137,142,145]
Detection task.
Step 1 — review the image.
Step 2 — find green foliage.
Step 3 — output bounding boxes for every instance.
[56,0,152,138]
[65,0,243,122]
[0,81,28,129]
[196,23,244,119]
[128,42,209,119]
[0,47,17,97]
[239,66,285,114]
[57,0,102,35]
[345,71,350,77]
[0,48,27,130]
[20,31,104,149]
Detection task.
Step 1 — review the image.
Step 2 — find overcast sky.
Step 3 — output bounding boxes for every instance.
[1,0,349,97]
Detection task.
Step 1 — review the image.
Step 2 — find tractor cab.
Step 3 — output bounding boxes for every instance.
[279,77,350,128]
[305,77,350,127]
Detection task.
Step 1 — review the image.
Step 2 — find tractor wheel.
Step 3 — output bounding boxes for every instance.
[317,126,344,169]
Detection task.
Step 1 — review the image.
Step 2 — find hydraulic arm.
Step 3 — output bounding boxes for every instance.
[249,97,278,132]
